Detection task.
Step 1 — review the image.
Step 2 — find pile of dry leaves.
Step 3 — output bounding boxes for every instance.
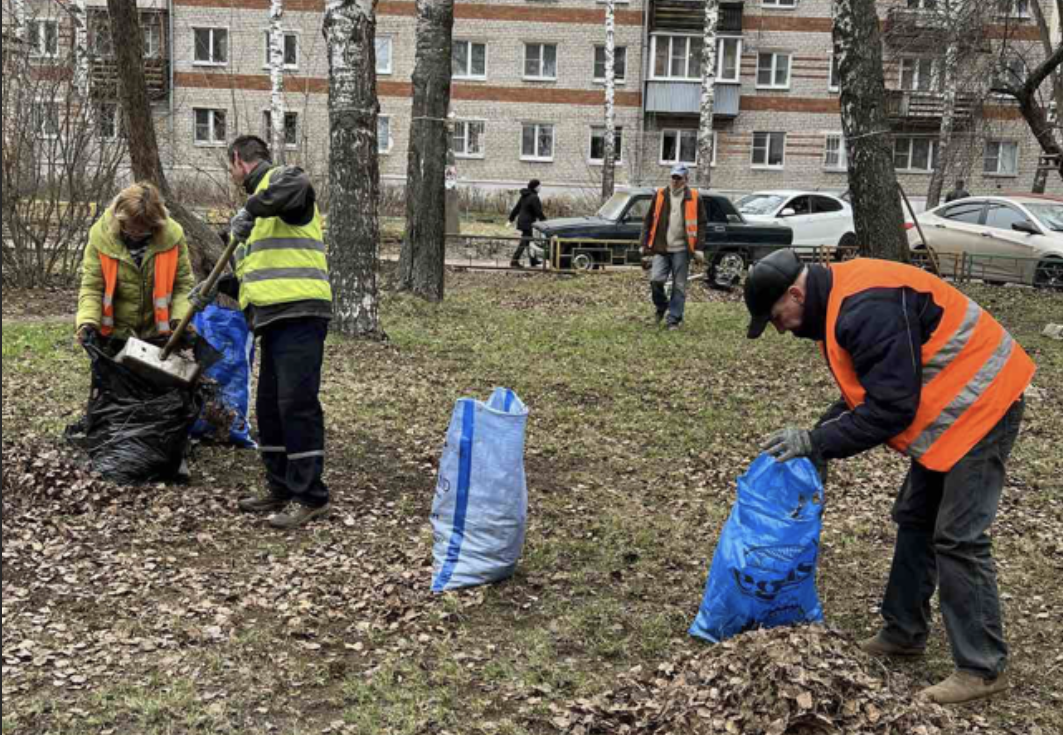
[555,626,985,735]
[1,439,130,519]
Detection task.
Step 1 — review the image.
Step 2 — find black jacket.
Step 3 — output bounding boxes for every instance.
[509,189,546,230]
[798,266,945,461]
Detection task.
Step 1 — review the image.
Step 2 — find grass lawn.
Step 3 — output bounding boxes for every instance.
[2,270,1061,735]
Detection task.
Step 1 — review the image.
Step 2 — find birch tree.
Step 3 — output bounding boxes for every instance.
[269,0,286,165]
[926,40,959,209]
[696,0,719,189]
[13,0,26,41]
[398,0,454,302]
[71,0,89,99]
[601,0,617,201]
[325,0,383,337]
[832,0,909,262]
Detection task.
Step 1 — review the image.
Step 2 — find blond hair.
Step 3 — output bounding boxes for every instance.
[109,182,170,239]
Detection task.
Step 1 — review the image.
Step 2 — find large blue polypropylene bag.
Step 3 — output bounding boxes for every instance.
[431,388,529,593]
[190,304,256,448]
[690,454,825,643]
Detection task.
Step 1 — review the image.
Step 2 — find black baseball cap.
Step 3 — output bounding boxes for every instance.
[744,249,804,339]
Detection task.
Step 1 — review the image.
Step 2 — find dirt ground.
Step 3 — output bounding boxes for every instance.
[2,271,1061,735]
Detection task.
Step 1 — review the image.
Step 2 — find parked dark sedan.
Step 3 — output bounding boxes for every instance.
[532,189,793,287]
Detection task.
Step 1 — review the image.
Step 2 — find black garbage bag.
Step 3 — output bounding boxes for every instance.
[65,338,220,485]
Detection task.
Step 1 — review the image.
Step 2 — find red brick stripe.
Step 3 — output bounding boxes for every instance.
[741,96,840,113]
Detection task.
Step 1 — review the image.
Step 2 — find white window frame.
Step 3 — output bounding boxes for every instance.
[756,52,792,90]
[523,42,559,81]
[899,57,937,92]
[893,136,939,173]
[521,123,556,163]
[453,40,488,81]
[659,128,700,168]
[593,45,628,85]
[588,126,624,165]
[650,34,703,81]
[828,54,840,92]
[824,132,847,171]
[453,119,486,160]
[763,0,798,8]
[34,98,61,139]
[378,115,392,155]
[193,108,227,147]
[998,0,1031,18]
[262,109,300,150]
[262,30,299,70]
[30,19,60,59]
[752,131,787,169]
[98,102,122,141]
[984,140,1019,177]
[193,27,229,67]
[716,37,742,84]
[143,21,162,60]
[376,35,393,76]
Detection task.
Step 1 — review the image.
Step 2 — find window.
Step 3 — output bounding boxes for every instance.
[942,201,984,224]
[752,132,786,168]
[453,120,486,159]
[717,38,741,83]
[984,141,1019,176]
[660,129,699,166]
[263,31,299,69]
[893,137,939,172]
[30,20,59,58]
[98,103,123,140]
[589,126,624,164]
[652,35,703,80]
[998,0,1030,17]
[35,101,60,139]
[763,0,797,6]
[194,108,227,146]
[829,55,840,92]
[263,110,299,148]
[521,123,555,162]
[824,133,847,170]
[378,116,392,154]
[376,36,393,75]
[453,40,487,80]
[757,52,791,89]
[194,28,228,66]
[907,0,938,8]
[524,43,558,80]
[900,58,937,91]
[992,56,1027,92]
[985,203,1029,230]
[594,46,627,83]
[143,21,162,59]
[814,196,845,214]
[93,19,114,58]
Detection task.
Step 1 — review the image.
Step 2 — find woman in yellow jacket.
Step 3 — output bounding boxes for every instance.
[76,182,194,347]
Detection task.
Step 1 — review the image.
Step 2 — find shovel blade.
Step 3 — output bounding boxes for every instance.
[115,337,202,390]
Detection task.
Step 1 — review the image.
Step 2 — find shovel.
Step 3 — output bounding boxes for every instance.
[115,234,243,390]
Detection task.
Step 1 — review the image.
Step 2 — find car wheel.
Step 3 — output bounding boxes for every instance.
[711,252,747,290]
[571,253,595,272]
[1034,258,1063,291]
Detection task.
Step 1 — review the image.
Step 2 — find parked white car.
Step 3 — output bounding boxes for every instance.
[735,190,857,248]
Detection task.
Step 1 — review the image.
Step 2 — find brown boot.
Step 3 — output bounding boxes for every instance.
[268,503,331,530]
[859,632,926,658]
[238,493,289,514]
[919,671,1009,705]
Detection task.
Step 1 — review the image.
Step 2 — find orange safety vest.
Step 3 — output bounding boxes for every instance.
[646,187,700,254]
[824,259,1036,473]
[98,248,179,337]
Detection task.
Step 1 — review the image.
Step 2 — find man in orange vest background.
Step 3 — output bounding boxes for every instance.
[744,249,1035,706]
[640,164,708,331]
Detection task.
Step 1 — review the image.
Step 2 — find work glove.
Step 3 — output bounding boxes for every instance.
[76,324,97,347]
[230,208,255,243]
[762,427,815,464]
[189,280,219,312]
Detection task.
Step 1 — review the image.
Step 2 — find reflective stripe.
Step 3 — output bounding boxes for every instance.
[154,297,172,309]
[156,321,171,332]
[246,238,326,255]
[923,298,982,384]
[241,267,330,284]
[102,295,114,307]
[258,445,286,454]
[288,450,325,461]
[908,331,1016,458]
[101,316,115,326]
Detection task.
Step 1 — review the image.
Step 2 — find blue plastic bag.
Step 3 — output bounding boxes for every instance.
[431,388,529,593]
[190,304,256,448]
[690,454,825,643]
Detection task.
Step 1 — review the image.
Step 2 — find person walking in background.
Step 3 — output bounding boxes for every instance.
[509,179,546,269]
[945,180,970,203]
[639,164,708,331]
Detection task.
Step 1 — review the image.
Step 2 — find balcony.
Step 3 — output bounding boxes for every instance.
[885,90,977,126]
[884,7,987,51]
[653,0,744,34]
[89,57,169,101]
[87,10,169,101]
[646,81,740,117]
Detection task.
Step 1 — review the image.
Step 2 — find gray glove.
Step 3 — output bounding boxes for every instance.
[762,427,815,463]
[230,208,255,243]
[189,280,219,312]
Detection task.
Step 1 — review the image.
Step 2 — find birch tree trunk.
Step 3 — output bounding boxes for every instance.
[13,0,26,41]
[269,0,286,165]
[832,0,909,262]
[72,0,89,99]
[106,0,224,280]
[398,0,454,301]
[325,0,383,337]
[696,0,719,189]
[601,0,617,202]
[926,41,958,209]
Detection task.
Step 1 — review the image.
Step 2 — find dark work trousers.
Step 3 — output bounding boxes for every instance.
[881,398,1025,679]
[257,317,329,508]
[512,227,537,266]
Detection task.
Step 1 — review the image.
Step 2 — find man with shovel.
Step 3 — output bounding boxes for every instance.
[744,249,1035,705]
[197,135,332,530]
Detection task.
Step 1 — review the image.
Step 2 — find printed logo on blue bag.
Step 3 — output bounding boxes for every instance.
[436,477,452,497]
[732,542,819,603]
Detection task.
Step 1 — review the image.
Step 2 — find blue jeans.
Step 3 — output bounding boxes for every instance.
[650,251,690,326]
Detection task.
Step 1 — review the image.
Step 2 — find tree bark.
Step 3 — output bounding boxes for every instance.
[13,0,26,41]
[601,0,617,202]
[397,0,453,302]
[832,0,909,262]
[72,0,89,99]
[926,41,959,210]
[696,0,719,189]
[1026,0,1062,193]
[106,0,223,280]
[269,0,286,165]
[325,0,383,337]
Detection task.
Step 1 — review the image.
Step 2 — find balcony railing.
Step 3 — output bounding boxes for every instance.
[884,7,987,50]
[90,57,169,100]
[646,81,740,116]
[885,90,977,124]
[653,0,744,34]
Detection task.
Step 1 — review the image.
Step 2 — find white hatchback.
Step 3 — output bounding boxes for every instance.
[736,190,856,248]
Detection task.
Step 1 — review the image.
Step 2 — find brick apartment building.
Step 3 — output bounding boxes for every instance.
[6,0,1062,203]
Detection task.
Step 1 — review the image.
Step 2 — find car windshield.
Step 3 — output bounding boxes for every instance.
[597,192,631,221]
[737,194,787,216]
[1026,203,1063,233]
